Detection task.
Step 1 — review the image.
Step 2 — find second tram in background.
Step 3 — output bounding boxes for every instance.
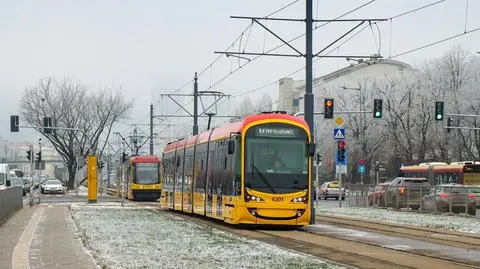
[119,155,162,201]
[161,111,314,226]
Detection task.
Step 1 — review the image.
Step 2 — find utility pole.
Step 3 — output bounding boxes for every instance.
[150,103,154,155]
[305,0,315,224]
[193,72,199,135]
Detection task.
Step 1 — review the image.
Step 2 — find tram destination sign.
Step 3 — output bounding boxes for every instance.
[255,127,299,138]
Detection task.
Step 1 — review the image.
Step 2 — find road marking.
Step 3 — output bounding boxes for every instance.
[12,207,44,269]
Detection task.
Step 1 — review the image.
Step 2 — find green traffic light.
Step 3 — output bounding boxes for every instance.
[436,114,443,120]
[375,112,381,117]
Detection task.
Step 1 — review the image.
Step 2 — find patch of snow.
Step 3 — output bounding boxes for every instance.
[71,204,347,269]
[316,202,480,234]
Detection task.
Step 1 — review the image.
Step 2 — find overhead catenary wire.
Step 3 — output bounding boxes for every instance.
[227,0,456,105]
[390,26,480,59]
[161,0,304,119]
[159,0,457,139]
[202,0,378,93]
[168,0,302,95]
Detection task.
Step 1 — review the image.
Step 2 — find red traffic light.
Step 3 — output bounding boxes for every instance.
[326,100,333,107]
[337,140,346,149]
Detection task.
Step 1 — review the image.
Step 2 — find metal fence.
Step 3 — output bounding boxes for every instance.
[343,184,477,216]
[0,186,23,224]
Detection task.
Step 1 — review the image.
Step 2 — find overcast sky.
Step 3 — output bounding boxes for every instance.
[1,0,479,147]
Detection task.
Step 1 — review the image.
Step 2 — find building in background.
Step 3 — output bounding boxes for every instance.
[278,58,412,114]
[0,140,64,180]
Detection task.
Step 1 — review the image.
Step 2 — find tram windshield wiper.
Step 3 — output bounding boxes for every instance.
[253,164,277,194]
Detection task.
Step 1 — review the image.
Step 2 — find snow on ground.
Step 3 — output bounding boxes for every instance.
[70,204,347,269]
[315,201,480,235]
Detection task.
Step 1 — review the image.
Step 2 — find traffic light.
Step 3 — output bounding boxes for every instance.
[315,153,322,166]
[26,150,32,161]
[447,117,453,133]
[121,152,128,163]
[373,99,383,119]
[435,101,444,121]
[324,98,334,119]
[10,115,19,132]
[337,140,346,163]
[43,117,52,134]
[35,151,42,162]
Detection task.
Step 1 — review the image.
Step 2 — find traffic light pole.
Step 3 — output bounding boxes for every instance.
[28,145,34,206]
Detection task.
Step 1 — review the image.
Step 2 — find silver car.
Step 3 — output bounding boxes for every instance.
[422,184,476,215]
[43,179,65,194]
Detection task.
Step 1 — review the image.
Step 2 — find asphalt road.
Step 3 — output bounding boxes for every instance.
[22,188,122,205]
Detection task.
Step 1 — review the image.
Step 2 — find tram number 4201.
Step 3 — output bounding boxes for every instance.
[272,197,284,202]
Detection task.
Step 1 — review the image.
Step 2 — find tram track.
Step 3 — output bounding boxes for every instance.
[159,208,478,269]
[316,213,480,250]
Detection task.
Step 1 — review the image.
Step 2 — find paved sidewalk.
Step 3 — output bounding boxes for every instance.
[0,205,97,269]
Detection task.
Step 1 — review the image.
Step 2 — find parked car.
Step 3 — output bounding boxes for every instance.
[367,182,391,206]
[7,178,27,196]
[422,184,476,215]
[467,185,480,208]
[43,179,65,194]
[318,181,345,200]
[383,177,432,210]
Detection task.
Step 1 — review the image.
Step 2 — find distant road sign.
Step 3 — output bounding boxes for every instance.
[357,165,366,174]
[333,128,346,140]
[334,116,345,126]
[336,164,347,174]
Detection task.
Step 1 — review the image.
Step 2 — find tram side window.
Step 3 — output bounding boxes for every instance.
[211,141,222,196]
[195,143,207,193]
[233,137,241,196]
[184,148,194,193]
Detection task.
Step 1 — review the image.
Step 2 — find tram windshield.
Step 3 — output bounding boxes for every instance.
[245,127,309,194]
[135,163,159,184]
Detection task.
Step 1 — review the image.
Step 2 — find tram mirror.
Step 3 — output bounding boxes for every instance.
[307,143,315,156]
[228,140,235,155]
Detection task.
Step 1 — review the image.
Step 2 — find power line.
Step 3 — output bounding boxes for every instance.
[202,0,377,93]
[168,0,302,95]
[390,26,480,59]
[388,0,447,20]
[222,0,454,105]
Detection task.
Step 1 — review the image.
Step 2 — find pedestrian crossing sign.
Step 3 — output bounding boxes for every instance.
[333,128,345,140]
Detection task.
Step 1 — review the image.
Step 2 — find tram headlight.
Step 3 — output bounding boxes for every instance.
[244,193,264,202]
[290,196,308,203]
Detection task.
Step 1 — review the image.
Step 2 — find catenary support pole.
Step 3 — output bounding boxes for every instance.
[305,0,315,225]
[193,72,199,135]
[150,103,154,155]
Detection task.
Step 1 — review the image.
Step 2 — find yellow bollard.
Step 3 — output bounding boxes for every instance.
[87,155,97,203]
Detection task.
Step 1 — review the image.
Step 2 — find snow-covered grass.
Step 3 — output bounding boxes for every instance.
[315,201,480,235]
[70,204,347,269]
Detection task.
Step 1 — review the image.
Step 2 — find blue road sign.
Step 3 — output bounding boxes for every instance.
[333,128,346,140]
[357,165,366,174]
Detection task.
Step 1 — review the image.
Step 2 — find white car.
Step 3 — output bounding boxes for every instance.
[43,179,65,194]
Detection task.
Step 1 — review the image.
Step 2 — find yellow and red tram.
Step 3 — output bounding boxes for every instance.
[161,111,314,226]
[122,155,162,201]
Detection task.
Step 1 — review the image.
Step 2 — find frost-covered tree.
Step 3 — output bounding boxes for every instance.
[20,77,132,189]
